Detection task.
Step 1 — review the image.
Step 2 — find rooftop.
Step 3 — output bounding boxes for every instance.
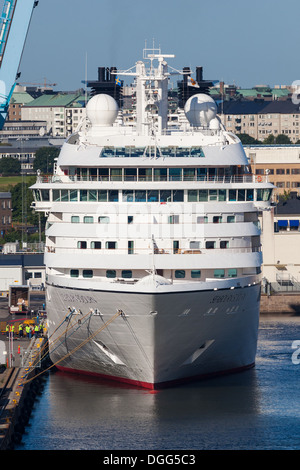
[23,93,83,108]
[0,253,44,267]
[219,99,300,115]
[276,193,300,215]
[10,92,35,105]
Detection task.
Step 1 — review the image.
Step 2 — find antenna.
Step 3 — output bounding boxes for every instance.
[85,52,88,106]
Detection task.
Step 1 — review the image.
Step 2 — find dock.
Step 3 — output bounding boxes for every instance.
[0,331,50,449]
[0,290,50,449]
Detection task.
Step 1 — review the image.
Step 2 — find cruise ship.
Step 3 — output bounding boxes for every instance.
[31,50,273,389]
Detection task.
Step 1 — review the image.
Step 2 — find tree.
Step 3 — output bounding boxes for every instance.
[236,134,260,145]
[263,134,275,144]
[10,177,40,225]
[0,157,21,175]
[275,134,291,145]
[33,146,60,174]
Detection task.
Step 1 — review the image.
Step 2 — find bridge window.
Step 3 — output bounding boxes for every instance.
[106,270,116,278]
[214,269,225,278]
[108,190,119,202]
[98,216,110,224]
[228,268,237,277]
[199,190,208,201]
[91,241,101,249]
[173,190,184,202]
[83,270,93,278]
[77,241,87,249]
[160,190,171,202]
[122,270,132,278]
[147,190,159,202]
[206,241,216,249]
[175,270,185,278]
[191,270,201,278]
[106,241,117,249]
[135,190,147,202]
[83,216,94,224]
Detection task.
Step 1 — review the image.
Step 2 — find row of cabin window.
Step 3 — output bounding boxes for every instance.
[74,165,238,181]
[99,146,205,158]
[69,269,238,279]
[76,240,231,250]
[36,188,272,203]
[71,215,236,224]
[188,188,272,202]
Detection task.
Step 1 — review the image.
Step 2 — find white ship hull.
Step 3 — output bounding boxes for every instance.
[30,51,272,389]
[46,281,261,389]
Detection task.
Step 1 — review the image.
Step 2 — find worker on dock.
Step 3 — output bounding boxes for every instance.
[25,324,31,339]
[19,323,23,338]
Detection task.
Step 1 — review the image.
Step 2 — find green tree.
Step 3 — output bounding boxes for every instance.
[236,134,260,144]
[33,146,60,174]
[0,157,21,175]
[275,134,291,144]
[10,176,40,225]
[263,134,275,144]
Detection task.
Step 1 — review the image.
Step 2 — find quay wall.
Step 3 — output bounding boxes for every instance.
[260,293,300,315]
[0,337,49,450]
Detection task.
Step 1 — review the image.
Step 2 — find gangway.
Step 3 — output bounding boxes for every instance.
[0,0,38,129]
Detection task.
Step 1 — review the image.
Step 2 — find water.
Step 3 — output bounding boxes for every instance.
[16,316,300,451]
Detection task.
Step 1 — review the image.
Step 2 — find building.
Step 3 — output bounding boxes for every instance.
[0,192,12,236]
[244,145,300,198]
[0,147,36,174]
[0,120,47,140]
[211,83,292,102]
[8,91,34,121]
[261,194,300,287]
[0,253,45,291]
[21,93,86,137]
[219,99,300,143]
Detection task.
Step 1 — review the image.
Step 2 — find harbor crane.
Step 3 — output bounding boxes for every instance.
[0,0,39,129]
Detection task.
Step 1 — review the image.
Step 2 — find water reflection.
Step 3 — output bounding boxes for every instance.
[17,316,300,450]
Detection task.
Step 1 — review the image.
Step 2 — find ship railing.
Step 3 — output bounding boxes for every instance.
[45,246,261,255]
[36,174,269,184]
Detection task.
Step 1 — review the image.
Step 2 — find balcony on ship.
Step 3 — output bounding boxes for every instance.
[35,172,270,185]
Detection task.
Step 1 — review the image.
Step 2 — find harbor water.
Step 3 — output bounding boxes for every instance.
[15,315,300,451]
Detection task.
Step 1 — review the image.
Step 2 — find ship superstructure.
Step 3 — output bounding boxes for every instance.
[31,50,273,388]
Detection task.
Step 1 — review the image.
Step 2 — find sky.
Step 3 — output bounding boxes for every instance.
[5,0,300,91]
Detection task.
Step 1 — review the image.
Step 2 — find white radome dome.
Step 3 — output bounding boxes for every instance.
[184,93,217,127]
[209,116,221,130]
[86,94,119,127]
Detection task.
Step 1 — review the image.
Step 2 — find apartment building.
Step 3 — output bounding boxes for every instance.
[8,91,34,121]
[219,99,300,143]
[0,120,47,140]
[21,93,86,137]
[244,145,300,198]
[0,193,12,236]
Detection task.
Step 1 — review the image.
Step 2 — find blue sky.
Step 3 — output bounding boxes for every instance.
[10,0,300,91]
